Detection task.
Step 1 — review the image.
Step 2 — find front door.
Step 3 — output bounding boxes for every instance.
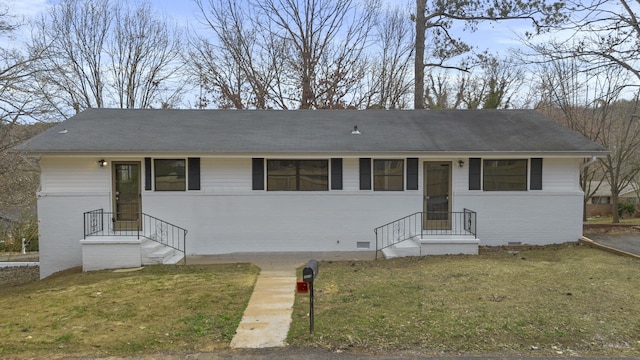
[423,161,451,230]
[113,162,141,231]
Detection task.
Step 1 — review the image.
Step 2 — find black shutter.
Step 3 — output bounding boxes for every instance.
[530,158,543,190]
[188,158,201,190]
[359,158,371,190]
[331,158,343,190]
[406,158,418,190]
[469,158,481,190]
[144,157,152,190]
[252,158,265,190]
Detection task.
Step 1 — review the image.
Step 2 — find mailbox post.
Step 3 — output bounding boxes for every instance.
[302,260,318,333]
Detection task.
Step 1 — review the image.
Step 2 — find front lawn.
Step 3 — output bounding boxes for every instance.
[0,264,259,358]
[2,245,639,358]
[289,244,640,357]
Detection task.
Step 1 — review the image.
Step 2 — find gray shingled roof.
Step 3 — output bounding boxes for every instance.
[17,108,607,155]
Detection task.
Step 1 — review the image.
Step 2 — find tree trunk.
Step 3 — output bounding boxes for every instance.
[611,189,620,223]
[414,0,425,109]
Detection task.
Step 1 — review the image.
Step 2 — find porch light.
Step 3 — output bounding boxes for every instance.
[98,159,108,167]
[351,125,361,135]
[458,160,464,168]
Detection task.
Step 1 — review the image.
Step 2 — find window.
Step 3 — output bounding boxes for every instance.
[154,159,186,191]
[267,160,328,191]
[374,159,404,191]
[591,196,611,205]
[483,159,527,191]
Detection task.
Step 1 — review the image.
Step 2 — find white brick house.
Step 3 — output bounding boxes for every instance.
[17,109,606,278]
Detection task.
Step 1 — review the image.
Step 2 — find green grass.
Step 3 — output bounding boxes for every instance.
[3,245,640,358]
[288,244,640,357]
[0,264,259,358]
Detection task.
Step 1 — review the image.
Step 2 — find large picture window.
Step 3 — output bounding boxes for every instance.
[373,159,404,191]
[483,159,527,191]
[267,160,328,191]
[154,159,186,191]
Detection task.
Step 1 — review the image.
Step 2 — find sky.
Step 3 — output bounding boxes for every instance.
[5,0,531,57]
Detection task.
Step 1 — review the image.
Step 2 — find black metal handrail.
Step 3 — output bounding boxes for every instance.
[373,209,477,259]
[83,209,188,264]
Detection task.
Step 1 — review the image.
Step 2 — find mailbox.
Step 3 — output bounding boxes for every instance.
[302,259,318,282]
[301,259,319,334]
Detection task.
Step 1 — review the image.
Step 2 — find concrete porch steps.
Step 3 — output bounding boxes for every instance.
[382,235,480,259]
[381,239,421,259]
[141,238,183,265]
[163,252,185,265]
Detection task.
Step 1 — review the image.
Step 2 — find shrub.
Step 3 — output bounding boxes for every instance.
[617,201,637,218]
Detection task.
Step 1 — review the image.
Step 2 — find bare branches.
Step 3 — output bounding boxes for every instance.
[29,0,185,117]
[532,0,640,84]
[421,54,523,109]
[364,7,414,109]
[191,0,380,110]
[414,0,567,108]
[533,52,640,222]
[107,1,184,109]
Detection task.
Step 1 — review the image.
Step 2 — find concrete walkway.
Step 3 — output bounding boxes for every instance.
[230,268,296,348]
[187,251,375,348]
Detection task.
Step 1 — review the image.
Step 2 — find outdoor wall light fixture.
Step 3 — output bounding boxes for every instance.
[98,159,108,167]
[351,125,361,135]
[458,160,464,168]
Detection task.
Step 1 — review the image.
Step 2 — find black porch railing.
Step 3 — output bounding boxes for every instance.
[373,209,476,259]
[83,209,187,263]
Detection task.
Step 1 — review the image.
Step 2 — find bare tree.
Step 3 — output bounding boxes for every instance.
[533,54,640,222]
[413,0,567,109]
[534,56,618,219]
[31,0,110,114]
[459,54,524,109]
[256,0,377,109]
[190,0,285,109]
[193,0,378,110]
[598,98,640,223]
[0,5,52,236]
[522,0,640,223]
[423,71,460,109]
[30,0,184,117]
[542,0,640,85]
[107,1,184,109]
[420,55,523,110]
[364,7,414,109]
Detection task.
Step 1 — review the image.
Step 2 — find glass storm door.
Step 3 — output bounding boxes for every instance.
[113,162,141,231]
[423,162,451,230]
